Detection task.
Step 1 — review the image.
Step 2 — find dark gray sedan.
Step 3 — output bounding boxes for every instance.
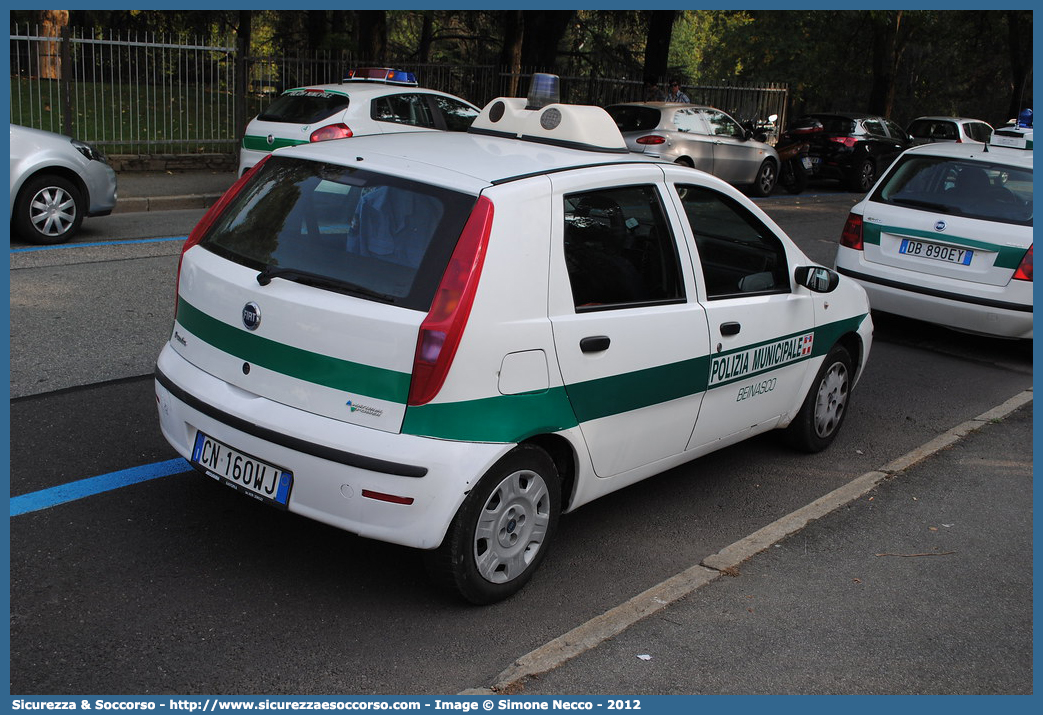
[605,102,780,196]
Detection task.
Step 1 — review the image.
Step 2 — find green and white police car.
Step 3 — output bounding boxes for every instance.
[835,123,1032,339]
[237,68,480,177]
[156,77,873,604]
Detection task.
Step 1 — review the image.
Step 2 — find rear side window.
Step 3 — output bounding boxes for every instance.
[200,157,477,310]
[371,94,435,128]
[257,90,350,124]
[810,116,856,135]
[563,185,684,310]
[874,155,1033,226]
[674,185,789,299]
[431,95,479,131]
[606,105,663,132]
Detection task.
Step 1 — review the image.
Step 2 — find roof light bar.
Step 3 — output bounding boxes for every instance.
[343,67,418,86]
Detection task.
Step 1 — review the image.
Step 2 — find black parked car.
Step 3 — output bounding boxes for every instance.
[800,112,913,192]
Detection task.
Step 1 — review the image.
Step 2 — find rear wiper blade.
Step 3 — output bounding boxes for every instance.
[890,197,954,213]
[256,266,395,303]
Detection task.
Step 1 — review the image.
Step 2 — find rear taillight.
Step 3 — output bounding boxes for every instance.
[840,213,864,250]
[828,136,858,148]
[1013,245,1033,281]
[407,196,494,406]
[175,155,270,314]
[636,135,666,146]
[310,123,353,142]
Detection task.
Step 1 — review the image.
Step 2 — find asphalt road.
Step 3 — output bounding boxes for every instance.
[8,187,1033,695]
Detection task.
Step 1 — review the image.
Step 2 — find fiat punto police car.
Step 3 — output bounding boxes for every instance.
[156,77,873,604]
[835,124,1032,339]
[238,67,480,176]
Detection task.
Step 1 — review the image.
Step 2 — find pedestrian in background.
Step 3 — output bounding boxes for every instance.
[666,79,690,103]
[643,77,666,102]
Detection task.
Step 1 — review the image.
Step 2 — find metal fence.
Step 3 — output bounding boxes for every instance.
[10,24,788,156]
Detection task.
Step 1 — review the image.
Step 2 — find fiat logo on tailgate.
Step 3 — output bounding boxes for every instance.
[242,302,261,331]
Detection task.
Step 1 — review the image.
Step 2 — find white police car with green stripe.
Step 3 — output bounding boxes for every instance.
[156,75,873,604]
[835,122,1032,339]
[237,67,479,176]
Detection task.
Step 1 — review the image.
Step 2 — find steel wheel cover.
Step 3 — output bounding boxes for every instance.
[813,361,849,438]
[473,468,551,584]
[30,186,78,237]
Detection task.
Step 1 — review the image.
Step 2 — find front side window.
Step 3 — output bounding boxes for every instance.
[874,156,1033,226]
[563,185,684,310]
[201,157,477,310]
[371,93,435,128]
[703,110,743,139]
[675,184,789,299]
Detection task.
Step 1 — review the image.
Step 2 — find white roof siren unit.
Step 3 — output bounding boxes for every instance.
[469,73,629,154]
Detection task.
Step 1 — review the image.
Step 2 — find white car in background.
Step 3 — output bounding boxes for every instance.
[906,116,994,145]
[237,67,480,176]
[835,125,1032,339]
[9,124,118,244]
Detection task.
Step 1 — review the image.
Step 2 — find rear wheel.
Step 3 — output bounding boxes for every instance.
[425,445,560,605]
[847,159,876,193]
[749,160,777,197]
[785,344,852,453]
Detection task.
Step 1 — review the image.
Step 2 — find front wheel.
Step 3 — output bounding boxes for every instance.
[782,159,809,194]
[784,344,853,453]
[13,174,85,244]
[425,445,561,605]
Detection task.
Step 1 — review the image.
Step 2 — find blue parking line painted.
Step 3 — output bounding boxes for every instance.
[10,236,187,253]
[10,458,189,517]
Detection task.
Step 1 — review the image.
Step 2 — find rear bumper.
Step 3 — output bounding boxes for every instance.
[836,249,1033,339]
[155,343,511,549]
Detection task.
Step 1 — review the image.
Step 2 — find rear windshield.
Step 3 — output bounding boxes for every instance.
[201,157,478,310]
[606,105,662,132]
[805,115,857,135]
[257,89,350,124]
[873,155,1033,226]
[907,119,957,140]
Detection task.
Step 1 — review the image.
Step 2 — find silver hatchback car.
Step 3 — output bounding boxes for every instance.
[9,124,118,244]
[605,102,780,196]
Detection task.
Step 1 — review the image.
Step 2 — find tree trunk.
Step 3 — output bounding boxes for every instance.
[500,11,524,97]
[417,11,434,63]
[867,10,902,117]
[641,10,677,86]
[520,11,574,73]
[37,10,69,80]
[1005,10,1032,122]
[356,11,387,63]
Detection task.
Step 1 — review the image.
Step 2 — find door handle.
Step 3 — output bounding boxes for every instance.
[580,336,611,353]
[720,322,741,336]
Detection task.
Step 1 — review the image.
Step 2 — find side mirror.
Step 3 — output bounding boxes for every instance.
[795,266,840,293]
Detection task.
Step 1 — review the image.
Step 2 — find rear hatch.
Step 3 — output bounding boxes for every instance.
[242,87,351,154]
[172,155,479,433]
[859,153,1032,286]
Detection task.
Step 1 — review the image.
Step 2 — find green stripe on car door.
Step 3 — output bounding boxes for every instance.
[176,298,411,403]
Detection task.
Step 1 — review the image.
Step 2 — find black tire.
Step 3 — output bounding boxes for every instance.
[847,158,876,193]
[749,159,777,197]
[785,344,853,453]
[425,444,560,605]
[13,174,85,244]
[783,160,808,194]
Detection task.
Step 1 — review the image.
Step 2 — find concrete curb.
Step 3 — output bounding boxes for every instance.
[466,388,1033,695]
[112,194,226,215]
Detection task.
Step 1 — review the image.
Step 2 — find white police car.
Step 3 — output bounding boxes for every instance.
[237,67,480,176]
[835,123,1032,339]
[156,76,873,604]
